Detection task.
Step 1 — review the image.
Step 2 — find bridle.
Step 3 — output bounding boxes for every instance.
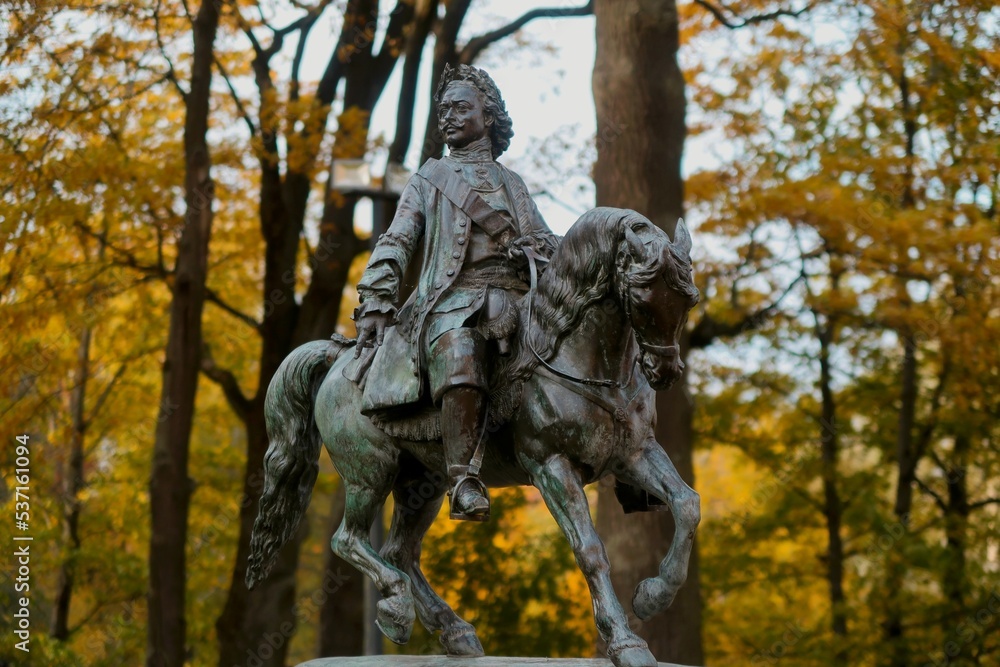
[617,268,682,365]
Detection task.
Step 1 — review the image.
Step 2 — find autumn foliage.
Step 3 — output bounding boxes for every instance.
[1,1,998,666]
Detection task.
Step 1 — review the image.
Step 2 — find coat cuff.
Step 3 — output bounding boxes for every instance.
[353,297,397,322]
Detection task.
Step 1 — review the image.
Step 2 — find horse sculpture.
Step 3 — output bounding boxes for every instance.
[246,207,701,667]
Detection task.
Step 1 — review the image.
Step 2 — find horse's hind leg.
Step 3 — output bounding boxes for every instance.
[523,454,656,667]
[380,467,484,657]
[614,437,701,620]
[330,474,415,645]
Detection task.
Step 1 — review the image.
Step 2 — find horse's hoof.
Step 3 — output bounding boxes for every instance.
[375,595,415,645]
[632,576,674,620]
[609,642,657,667]
[440,625,484,657]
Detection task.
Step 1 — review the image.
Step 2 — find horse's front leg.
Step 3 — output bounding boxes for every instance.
[614,437,701,620]
[523,453,657,667]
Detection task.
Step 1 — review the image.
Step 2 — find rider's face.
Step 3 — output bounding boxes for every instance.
[438,83,490,150]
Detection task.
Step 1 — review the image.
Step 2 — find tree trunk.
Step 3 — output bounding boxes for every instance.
[817,317,848,665]
[883,54,921,667]
[51,324,91,640]
[883,333,916,667]
[592,1,702,663]
[214,46,309,662]
[147,2,219,665]
[943,435,969,616]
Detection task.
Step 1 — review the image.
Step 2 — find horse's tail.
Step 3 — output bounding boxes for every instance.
[246,338,339,590]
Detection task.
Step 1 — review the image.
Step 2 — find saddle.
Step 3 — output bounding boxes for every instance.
[364,301,528,443]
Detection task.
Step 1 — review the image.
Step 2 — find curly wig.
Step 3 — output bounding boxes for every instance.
[435,64,514,158]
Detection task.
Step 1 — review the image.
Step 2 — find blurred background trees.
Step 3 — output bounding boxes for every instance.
[1,0,997,666]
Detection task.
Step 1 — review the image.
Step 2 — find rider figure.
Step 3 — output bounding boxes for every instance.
[353,65,558,521]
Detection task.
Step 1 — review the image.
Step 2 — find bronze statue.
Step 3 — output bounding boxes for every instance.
[246,65,701,667]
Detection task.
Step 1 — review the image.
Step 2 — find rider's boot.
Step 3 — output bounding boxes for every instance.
[441,386,490,521]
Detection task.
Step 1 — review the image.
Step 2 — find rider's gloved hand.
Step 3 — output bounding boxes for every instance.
[508,231,560,262]
[353,300,396,357]
[507,235,535,260]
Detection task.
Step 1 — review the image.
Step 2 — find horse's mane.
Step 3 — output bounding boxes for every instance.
[499,207,694,388]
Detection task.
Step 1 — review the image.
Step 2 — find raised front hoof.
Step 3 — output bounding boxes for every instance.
[632,576,675,621]
[609,642,657,667]
[375,595,415,645]
[439,625,485,657]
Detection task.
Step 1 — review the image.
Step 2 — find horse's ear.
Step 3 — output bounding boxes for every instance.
[673,218,692,258]
[618,225,642,270]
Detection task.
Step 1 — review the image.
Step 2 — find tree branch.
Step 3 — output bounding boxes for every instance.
[915,475,948,512]
[316,0,369,105]
[85,362,128,429]
[689,274,803,348]
[242,0,334,68]
[73,221,170,279]
[236,7,267,59]
[388,0,439,164]
[694,0,814,29]
[68,594,144,637]
[290,11,321,101]
[154,0,188,101]
[970,498,1000,510]
[369,1,417,101]
[270,5,328,41]
[214,55,257,137]
[459,1,594,65]
[419,0,474,162]
[790,485,824,512]
[200,345,251,422]
[204,287,262,331]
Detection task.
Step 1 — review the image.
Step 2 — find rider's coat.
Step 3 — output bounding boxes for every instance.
[355,139,556,416]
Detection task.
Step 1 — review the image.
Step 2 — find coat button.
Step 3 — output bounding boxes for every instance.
[458,220,467,227]
[457,238,465,245]
[435,283,442,289]
[447,269,455,276]
[452,251,460,258]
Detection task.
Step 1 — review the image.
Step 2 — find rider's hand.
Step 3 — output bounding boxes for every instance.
[355,311,393,357]
[508,235,537,261]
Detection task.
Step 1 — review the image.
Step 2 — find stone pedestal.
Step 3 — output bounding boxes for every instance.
[298,658,689,667]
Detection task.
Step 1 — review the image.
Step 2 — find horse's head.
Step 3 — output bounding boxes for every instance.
[615,216,699,391]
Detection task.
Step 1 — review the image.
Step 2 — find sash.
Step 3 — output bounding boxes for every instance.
[417,159,518,247]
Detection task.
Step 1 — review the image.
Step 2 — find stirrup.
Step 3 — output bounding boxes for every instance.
[448,474,491,522]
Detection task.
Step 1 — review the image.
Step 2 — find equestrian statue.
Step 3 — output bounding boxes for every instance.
[246,65,701,667]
